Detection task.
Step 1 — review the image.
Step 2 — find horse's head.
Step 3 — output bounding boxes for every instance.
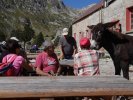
[88,20,119,49]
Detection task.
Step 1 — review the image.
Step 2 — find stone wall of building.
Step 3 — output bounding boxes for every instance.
[103,0,133,33]
[72,0,133,47]
[73,10,101,47]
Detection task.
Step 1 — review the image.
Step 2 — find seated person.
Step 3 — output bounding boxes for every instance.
[74,37,100,76]
[2,39,25,76]
[74,37,101,100]
[35,40,61,76]
[10,37,34,76]
[0,41,9,63]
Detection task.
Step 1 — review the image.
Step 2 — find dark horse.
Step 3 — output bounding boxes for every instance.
[88,20,133,79]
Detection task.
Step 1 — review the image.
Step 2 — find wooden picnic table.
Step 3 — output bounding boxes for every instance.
[0,76,132,100]
[28,59,74,76]
[59,59,74,75]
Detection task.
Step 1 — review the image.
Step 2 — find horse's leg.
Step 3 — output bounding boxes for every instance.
[113,60,121,75]
[120,61,129,80]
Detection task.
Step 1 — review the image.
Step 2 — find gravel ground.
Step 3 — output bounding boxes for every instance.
[99,58,133,81]
[99,58,133,99]
[99,58,115,76]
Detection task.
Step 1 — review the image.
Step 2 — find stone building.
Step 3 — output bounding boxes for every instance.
[72,0,133,48]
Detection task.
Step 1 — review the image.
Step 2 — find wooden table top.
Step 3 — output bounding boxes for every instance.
[0,76,132,98]
[59,59,74,67]
[29,59,74,67]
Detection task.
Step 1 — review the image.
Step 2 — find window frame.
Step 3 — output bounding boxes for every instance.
[126,7,133,31]
[131,9,133,29]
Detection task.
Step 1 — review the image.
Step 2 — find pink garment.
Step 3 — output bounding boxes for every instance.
[35,51,59,73]
[2,54,24,76]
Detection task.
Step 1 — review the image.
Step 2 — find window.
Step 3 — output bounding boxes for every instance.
[79,32,82,41]
[126,7,133,31]
[86,30,91,39]
[79,32,84,40]
[74,33,76,40]
[131,9,133,29]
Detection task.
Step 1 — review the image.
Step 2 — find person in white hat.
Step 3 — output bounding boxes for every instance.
[10,37,33,74]
[59,28,77,60]
[62,28,69,35]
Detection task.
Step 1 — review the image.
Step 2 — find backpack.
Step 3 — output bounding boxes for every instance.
[0,55,17,76]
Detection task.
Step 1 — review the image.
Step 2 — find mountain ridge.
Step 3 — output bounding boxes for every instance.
[0,0,95,42]
[0,0,79,41]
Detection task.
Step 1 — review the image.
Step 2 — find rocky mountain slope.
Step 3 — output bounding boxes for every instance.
[0,0,79,41]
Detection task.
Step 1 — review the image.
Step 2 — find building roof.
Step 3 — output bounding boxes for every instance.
[73,1,104,24]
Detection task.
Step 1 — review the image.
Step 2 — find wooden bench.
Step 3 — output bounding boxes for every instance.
[0,76,132,100]
[27,53,38,60]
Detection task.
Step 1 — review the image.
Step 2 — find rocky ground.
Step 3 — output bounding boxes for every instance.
[99,58,133,81]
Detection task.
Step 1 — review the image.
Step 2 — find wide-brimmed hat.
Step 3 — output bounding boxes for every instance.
[6,39,21,50]
[10,37,19,41]
[62,28,68,35]
[80,37,91,48]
